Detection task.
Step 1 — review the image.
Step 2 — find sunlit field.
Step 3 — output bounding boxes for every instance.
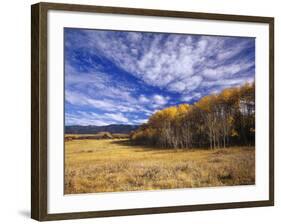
[65,138,255,194]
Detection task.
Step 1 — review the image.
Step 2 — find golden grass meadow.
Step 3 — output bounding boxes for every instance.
[65,137,255,194]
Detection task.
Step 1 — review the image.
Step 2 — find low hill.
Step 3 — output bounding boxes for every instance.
[65,124,139,134]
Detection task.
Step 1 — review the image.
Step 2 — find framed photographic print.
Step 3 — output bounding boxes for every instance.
[31,2,274,221]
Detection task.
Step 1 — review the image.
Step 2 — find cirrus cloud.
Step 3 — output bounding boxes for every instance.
[65,28,255,126]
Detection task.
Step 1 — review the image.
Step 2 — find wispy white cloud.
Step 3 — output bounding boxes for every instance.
[152,94,169,106]
[201,76,254,89]
[66,110,147,126]
[70,31,254,97]
[202,61,255,80]
[181,92,202,102]
[104,113,128,123]
[131,118,148,124]
[66,90,136,113]
[169,76,203,93]
[139,95,150,104]
[66,112,110,126]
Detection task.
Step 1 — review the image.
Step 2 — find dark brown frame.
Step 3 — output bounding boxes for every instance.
[31,2,274,221]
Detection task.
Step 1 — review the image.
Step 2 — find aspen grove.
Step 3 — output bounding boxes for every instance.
[131,82,255,149]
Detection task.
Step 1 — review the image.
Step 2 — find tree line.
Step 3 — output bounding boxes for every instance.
[131,82,255,149]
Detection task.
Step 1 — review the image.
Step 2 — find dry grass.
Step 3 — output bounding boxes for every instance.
[65,138,255,194]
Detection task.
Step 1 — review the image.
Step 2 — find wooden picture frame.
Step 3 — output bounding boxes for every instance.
[31,2,274,221]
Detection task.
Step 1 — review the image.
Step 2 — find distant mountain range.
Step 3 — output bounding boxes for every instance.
[65,124,139,134]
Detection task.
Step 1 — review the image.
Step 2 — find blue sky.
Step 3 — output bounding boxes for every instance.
[64,28,255,126]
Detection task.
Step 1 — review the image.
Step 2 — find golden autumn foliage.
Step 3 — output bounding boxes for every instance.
[131,82,255,149]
